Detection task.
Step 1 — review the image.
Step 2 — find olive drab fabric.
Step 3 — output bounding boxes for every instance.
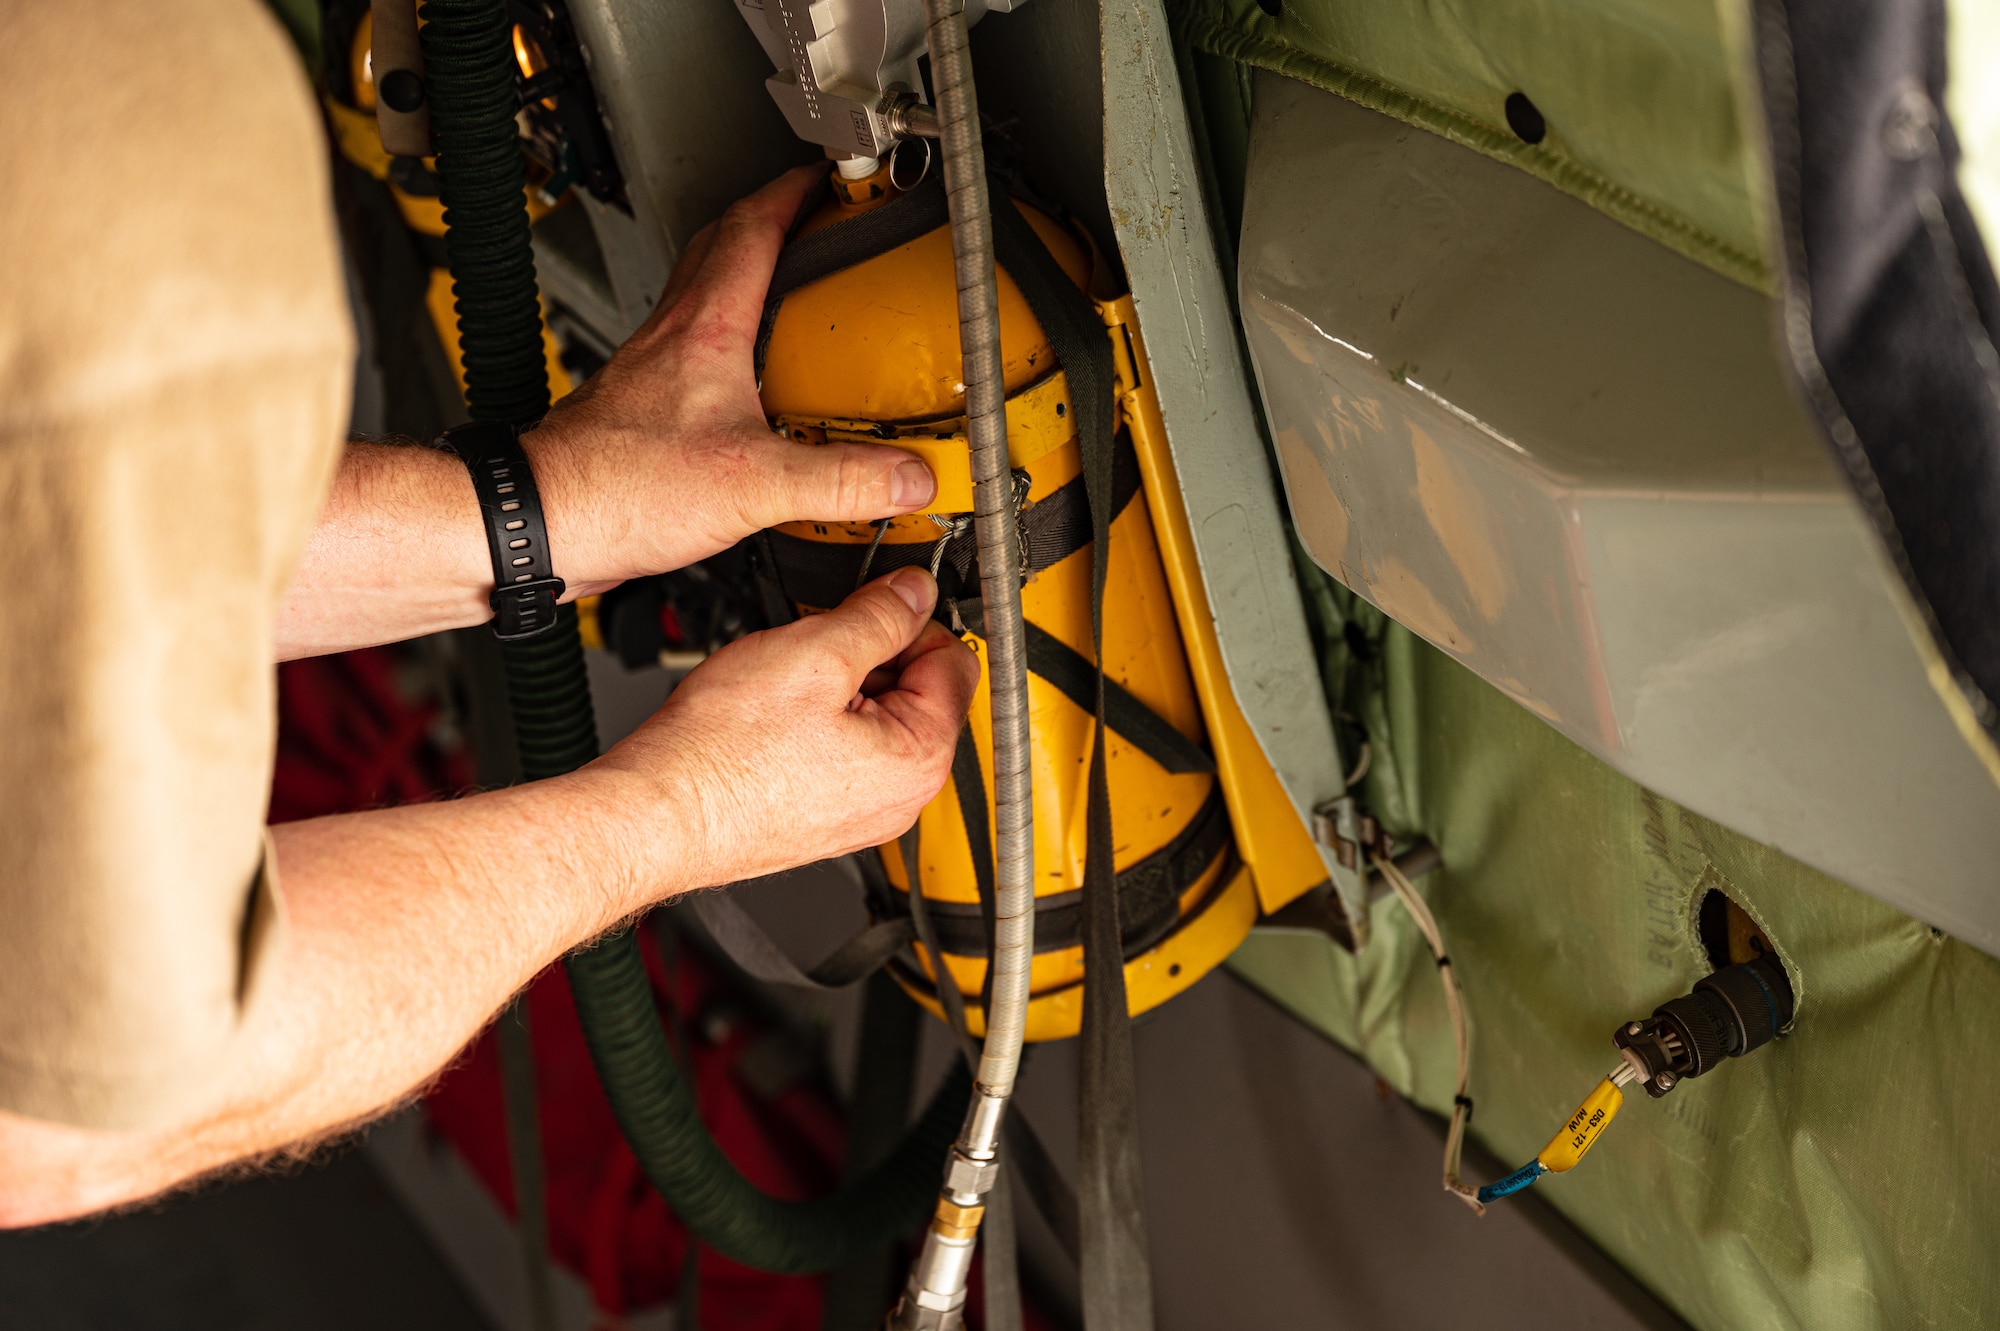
[0,0,350,1128]
[1232,604,2000,1331]
[1167,0,1776,291]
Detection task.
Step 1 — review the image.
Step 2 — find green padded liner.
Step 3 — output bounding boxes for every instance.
[1166,0,1774,292]
[1229,616,2000,1330]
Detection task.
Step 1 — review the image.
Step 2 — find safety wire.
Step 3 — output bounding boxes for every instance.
[1371,851,1485,1215]
[927,514,974,635]
[854,518,893,589]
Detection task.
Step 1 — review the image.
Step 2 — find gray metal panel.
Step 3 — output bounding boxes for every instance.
[556,0,814,344]
[1101,0,1364,931]
[1239,72,2000,952]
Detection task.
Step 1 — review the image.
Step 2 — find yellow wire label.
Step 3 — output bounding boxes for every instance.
[1537,1078,1625,1173]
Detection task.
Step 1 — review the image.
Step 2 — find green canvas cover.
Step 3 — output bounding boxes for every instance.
[1230,579,2000,1330]
[1166,0,1773,290]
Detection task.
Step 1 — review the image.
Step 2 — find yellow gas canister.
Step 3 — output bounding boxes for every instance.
[758,163,1328,1040]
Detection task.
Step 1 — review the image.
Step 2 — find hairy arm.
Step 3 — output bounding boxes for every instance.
[275,165,936,659]
[0,569,973,1226]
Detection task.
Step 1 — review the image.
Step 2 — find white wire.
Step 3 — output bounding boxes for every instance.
[1374,851,1485,1216]
[1343,740,1373,790]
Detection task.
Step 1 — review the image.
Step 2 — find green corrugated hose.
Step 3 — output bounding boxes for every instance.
[418,0,966,1274]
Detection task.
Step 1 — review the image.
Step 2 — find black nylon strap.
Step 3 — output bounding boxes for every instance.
[444,420,567,640]
[900,822,979,1067]
[991,181,1156,1331]
[685,889,916,991]
[762,432,1142,610]
[951,724,999,1018]
[1024,623,1214,776]
[744,531,799,630]
[883,785,1231,959]
[755,177,950,381]
[984,1158,1024,1331]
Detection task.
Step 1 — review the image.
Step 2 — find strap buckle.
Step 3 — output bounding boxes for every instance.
[490,575,568,641]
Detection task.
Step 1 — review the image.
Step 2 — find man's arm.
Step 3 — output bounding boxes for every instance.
[276,165,936,659]
[0,568,974,1227]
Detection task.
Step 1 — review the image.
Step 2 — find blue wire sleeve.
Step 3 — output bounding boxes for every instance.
[1476,1159,1549,1204]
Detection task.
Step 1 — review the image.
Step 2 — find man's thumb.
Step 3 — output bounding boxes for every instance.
[767,440,937,524]
[810,568,940,682]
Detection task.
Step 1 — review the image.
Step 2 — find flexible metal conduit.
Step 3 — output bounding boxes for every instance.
[891,0,1035,1322]
[422,0,974,1278]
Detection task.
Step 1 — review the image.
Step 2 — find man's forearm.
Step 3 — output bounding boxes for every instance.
[0,762,691,1227]
[276,440,497,659]
[0,563,972,1229]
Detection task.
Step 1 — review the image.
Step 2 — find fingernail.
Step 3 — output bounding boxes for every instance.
[887,567,935,615]
[891,459,936,509]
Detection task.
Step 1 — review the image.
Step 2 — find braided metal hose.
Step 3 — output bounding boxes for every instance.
[928,0,1030,1127]
[890,0,1035,1323]
[421,0,968,1276]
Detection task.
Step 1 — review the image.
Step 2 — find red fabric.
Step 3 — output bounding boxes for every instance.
[268,647,471,823]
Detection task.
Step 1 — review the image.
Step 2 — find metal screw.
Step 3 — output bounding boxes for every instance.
[1626,1022,1644,1036]
[1655,1072,1678,1092]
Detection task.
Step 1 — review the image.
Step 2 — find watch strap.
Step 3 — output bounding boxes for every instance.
[443,420,567,641]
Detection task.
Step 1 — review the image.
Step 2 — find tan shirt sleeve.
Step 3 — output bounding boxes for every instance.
[0,0,351,1129]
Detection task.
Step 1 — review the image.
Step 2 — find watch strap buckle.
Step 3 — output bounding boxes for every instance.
[441,419,568,642]
[490,575,568,640]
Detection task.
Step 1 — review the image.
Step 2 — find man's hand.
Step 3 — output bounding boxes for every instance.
[601,566,977,887]
[279,165,934,657]
[527,165,933,597]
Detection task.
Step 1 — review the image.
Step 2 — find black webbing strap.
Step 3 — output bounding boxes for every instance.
[988,191,1155,1329]
[883,784,1231,958]
[754,177,950,381]
[761,433,1143,610]
[900,822,980,1066]
[1024,623,1213,776]
[951,724,999,1018]
[745,531,798,630]
[685,889,915,991]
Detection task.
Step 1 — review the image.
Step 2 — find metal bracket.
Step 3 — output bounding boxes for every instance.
[1310,796,1390,875]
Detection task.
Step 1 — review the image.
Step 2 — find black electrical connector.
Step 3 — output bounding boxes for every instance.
[1613,953,1795,1097]
[1480,948,1798,1205]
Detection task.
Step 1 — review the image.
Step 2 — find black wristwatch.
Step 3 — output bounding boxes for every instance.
[441,419,567,641]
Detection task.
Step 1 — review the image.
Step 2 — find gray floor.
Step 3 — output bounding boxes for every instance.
[0,1146,493,1331]
[726,865,1687,1331]
[365,1110,675,1331]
